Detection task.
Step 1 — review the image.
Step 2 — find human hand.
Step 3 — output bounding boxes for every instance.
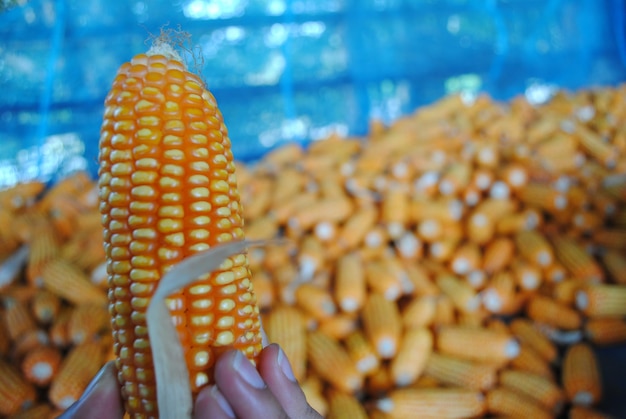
[59,343,322,419]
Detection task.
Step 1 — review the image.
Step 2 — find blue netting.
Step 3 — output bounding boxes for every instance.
[1,0,625,187]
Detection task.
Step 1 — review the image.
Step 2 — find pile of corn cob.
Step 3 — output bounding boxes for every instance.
[0,84,626,417]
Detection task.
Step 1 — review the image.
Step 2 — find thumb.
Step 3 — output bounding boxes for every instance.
[58,361,125,419]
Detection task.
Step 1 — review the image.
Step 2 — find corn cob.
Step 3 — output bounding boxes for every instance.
[576,284,626,318]
[98,38,263,416]
[525,295,582,330]
[481,271,518,314]
[376,388,486,419]
[486,387,553,419]
[482,237,515,274]
[318,312,358,339]
[21,345,62,387]
[435,274,480,313]
[344,330,379,376]
[300,375,328,417]
[2,297,37,341]
[401,295,436,328]
[67,303,110,344]
[515,229,554,267]
[334,251,366,313]
[509,318,557,364]
[436,325,520,364]
[0,357,37,415]
[40,259,107,305]
[307,330,363,393]
[294,282,337,320]
[381,186,409,239]
[11,403,54,419]
[449,241,481,275]
[327,390,369,419]
[550,235,604,281]
[569,406,613,419]
[335,204,378,251]
[362,293,402,359]
[364,258,404,301]
[552,278,585,305]
[13,329,50,360]
[423,352,498,391]
[263,304,306,381]
[562,342,602,406]
[390,327,433,386]
[49,306,73,348]
[365,364,394,397]
[600,249,626,284]
[32,289,61,325]
[499,369,565,414]
[584,318,626,345]
[509,343,555,381]
[49,341,103,410]
[25,222,60,287]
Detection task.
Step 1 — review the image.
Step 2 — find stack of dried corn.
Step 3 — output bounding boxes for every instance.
[0,84,625,418]
[0,172,111,418]
[237,87,626,418]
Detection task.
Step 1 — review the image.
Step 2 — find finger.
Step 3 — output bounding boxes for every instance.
[194,385,236,419]
[58,361,124,419]
[258,344,323,419]
[205,350,289,419]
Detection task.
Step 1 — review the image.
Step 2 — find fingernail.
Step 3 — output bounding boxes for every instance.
[233,351,265,389]
[277,347,297,382]
[211,386,235,418]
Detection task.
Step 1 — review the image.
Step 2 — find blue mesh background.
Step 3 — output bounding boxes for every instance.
[1,0,626,187]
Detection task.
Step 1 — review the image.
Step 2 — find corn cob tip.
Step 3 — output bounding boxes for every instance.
[147,38,183,62]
